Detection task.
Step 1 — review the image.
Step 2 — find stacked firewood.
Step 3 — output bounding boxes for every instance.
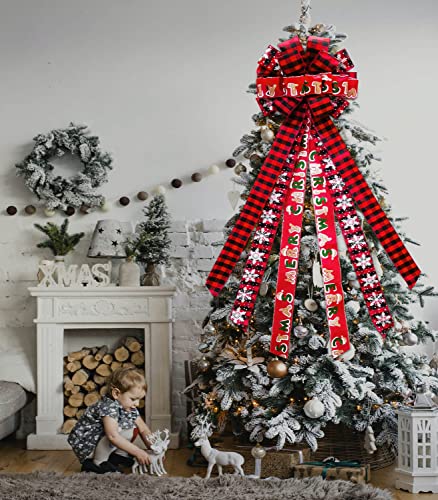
[62,336,145,433]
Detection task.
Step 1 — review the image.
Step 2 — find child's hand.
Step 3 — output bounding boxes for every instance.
[134,449,151,466]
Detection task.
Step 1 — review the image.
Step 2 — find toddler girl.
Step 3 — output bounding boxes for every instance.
[68,367,152,473]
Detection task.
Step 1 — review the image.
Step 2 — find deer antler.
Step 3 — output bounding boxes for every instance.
[190,414,213,440]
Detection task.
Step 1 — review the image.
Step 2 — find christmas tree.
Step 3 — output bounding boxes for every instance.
[135,194,171,267]
[188,3,438,453]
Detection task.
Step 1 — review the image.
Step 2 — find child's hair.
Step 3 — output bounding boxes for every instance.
[106,367,147,394]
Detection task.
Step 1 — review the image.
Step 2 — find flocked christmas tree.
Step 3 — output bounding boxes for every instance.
[188,1,438,454]
[135,194,171,285]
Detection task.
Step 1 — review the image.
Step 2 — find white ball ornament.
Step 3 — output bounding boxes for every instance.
[260,126,275,142]
[44,208,56,217]
[303,398,325,419]
[403,332,418,346]
[208,164,221,175]
[341,128,353,142]
[154,185,167,195]
[100,200,111,212]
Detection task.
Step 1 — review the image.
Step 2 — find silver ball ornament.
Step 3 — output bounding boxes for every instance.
[403,332,418,346]
[251,443,267,459]
[294,325,309,338]
[304,298,318,312]
[204,323,215,334]
[260,126,275,142]
[303,398,325,419]
[198,357,211,372]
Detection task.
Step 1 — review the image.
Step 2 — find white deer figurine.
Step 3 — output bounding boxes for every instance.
[132,429,170,476]
[194,435,245,479]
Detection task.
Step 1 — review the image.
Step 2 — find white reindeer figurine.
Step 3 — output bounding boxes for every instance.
[132,429,170,476]
[194,435,245,479]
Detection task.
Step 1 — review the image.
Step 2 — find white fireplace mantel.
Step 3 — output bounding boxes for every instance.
[27,285,178,450]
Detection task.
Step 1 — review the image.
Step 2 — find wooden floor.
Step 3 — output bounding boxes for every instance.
[0,436,435,499]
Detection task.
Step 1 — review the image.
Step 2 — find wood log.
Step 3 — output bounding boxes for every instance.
[62,419,77,434]
[124,336,142,353]
[82,354,99,371]
[110,361,122,372]
[96,363,111,377]
[122,362,135,369]
[83,380,97,393]
[95,345,109,362]
[99,386,108,397]
[93,374,106,385]
[63,376,74,392]
[114,346,129,362]
[67,348,91,362]
[66,360,81,373]
[102,353,113,365]
[68,392,84,408]
[64,405,78,418]
[71,385,81,395]
[76,409,85,419]
[131,350,145,366]
[72,369,90,386]
[84,391,100,407]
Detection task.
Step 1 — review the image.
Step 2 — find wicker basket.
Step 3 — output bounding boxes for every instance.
[310,423,396,470]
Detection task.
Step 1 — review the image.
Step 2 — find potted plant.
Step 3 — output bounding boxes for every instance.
[135,195,171,286]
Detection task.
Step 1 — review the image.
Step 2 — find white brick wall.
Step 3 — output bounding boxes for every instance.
[164,220,226,437]
[0,219,225,440]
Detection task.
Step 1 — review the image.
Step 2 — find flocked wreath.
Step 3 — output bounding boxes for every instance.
[16,123,113,210]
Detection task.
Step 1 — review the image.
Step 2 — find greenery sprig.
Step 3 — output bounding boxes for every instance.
[34,218,84,256]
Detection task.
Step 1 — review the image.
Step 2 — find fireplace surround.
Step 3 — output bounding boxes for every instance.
[27,285,178,449]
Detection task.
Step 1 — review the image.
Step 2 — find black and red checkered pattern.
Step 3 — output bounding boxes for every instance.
[206,108,306,296]
[312,113,421,289]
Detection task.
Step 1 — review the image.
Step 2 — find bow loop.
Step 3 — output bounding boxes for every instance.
[277,37,306,76]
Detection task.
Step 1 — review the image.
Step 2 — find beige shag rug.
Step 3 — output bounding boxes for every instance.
[0,472,393,500]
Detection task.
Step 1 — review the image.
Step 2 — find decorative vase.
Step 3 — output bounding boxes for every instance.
[119,257,141,287]
[54,255,66,286]
[142,262,160,286]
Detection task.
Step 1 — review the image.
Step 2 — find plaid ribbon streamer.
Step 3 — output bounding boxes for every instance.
[229,154,298,328]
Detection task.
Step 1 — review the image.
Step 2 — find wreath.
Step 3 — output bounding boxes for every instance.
[16,123,113,210]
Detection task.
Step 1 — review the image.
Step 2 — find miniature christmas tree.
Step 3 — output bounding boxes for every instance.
[34,218,84,256]
[135,195,171,285]
[188,2,438,454]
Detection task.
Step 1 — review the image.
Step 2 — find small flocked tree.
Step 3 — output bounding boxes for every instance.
[135,195,171,284]
[188,6,438,454]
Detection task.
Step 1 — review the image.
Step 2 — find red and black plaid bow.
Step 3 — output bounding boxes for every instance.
[206,36,420,299]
